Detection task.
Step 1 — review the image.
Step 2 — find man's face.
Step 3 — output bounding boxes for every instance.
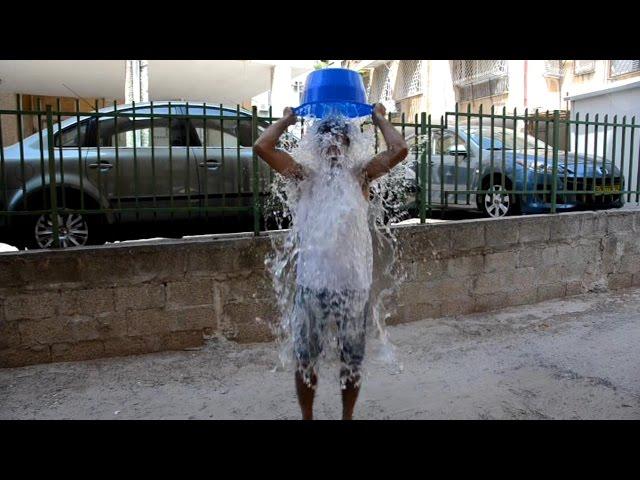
[317,124,351,164]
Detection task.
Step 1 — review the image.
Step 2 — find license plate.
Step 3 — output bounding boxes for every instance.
[594,184,621,193]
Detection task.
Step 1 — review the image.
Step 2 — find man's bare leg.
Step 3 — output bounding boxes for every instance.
[295,369,317,420]
[341,374,361,420]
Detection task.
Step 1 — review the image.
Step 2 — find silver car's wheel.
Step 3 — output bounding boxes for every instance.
[483,185,511,218]
[35,213,89,248]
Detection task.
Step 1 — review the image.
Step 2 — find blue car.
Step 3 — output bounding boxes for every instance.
[403,125,624,217]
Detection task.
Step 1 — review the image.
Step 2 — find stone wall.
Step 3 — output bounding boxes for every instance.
[2,209,639,368]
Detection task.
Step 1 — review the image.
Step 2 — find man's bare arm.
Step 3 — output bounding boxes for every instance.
[363,103,409,182]
[253,107,305,180]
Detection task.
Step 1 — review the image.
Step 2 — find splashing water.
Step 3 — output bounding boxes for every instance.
[264,114,411,388]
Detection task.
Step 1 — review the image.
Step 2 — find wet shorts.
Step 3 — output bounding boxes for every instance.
[293,285,370,384]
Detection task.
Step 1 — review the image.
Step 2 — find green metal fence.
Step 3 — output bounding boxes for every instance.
[1,95,638,250]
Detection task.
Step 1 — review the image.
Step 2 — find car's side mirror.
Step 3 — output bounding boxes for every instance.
[447,144,468,157]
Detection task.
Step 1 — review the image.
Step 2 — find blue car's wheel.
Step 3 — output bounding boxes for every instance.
[483,185,511,218]
[479,176,519,218]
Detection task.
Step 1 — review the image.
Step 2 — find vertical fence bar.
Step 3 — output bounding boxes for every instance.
[628,117,635,202]
[543,112,549,201]
[619,116,626,200]
[523,108,528,203]
[0,112,6,211]
[563,112,569,204]
[593,114,599,198]
[75,99,84,211]
[236,104,242,207]
[551,110,560,213]
[489,105,495,195]
[574,113,579,195]
[636,118,640,203]
[113,101,122,217]
[252,106,260,235]
[533,110,540,202]
[220,103,226,209]
[420,112,427,223]
[466,104,471,205]
[439,115,445,208]
[611,115,618,194]
[95,99,103,218]
[168,102,174,219]
[46,105,60,248]
[478,105,483,204]
[16,94,27,210]
[602,115,608,193]
[36,99,46,208]
[413,113,419,214]
[150,101,157,220]
[511,108,516,200]
[454,103,459,204]
[584,113,589,203]
[202,102,209,219]
[185,102,191,219]
[56,98,66,210]
[268,105,274,186]
[501,106,506,198]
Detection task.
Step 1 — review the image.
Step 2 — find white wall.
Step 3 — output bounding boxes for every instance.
[570,85,640,192]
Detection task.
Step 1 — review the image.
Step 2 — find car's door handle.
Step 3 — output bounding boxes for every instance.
[88,162,113,170]
[199,160,221,169]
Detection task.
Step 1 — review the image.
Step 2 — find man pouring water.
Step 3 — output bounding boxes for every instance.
[254,98,408,420]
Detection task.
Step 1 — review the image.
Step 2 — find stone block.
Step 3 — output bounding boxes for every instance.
[18,317,71,345]
[166,279,215,308]
[58,288,115,316]
[126,308,177,337]
[5,291,61,321]
[51,340,105,362]
[115,284,165,312]
[0,345,51,368]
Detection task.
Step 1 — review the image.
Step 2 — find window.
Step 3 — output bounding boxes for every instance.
[544,60,563,78]
[293,81,305,104]
[394,60,423,100]
[574,60,595,75]
[455,77,509,102]
[450,60,508,102]
[610,60,640,77]
[432,131,466,155]
[450,60,507,86]
[191,119,240,148]
[54,121,88,147]
[467,127,547,150]
[96,116,192,147]
[369,62,393,103]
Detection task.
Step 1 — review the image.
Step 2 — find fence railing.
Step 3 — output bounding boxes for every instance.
[1,95,639,249]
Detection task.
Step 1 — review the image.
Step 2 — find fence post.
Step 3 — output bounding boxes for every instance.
[251,106,260,236]
[551,110,560,214]
[45,105,60,248]
[420,112,427,224]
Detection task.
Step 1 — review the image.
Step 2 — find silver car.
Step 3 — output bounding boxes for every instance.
[0,102,279,249]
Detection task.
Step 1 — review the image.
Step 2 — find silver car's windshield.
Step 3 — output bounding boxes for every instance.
[468,127,548,150]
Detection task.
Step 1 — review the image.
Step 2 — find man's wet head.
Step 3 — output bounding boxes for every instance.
[315,117,351,164]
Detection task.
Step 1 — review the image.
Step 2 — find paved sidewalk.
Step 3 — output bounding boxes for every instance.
[1,288,639,420]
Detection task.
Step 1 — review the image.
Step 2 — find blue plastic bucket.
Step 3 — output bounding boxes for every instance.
[293,68,373,119]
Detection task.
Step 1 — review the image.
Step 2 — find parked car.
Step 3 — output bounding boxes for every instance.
[0,102,294,249]
[402,125,624,217]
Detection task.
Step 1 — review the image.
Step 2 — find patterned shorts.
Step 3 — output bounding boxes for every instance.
[293,285,369,385]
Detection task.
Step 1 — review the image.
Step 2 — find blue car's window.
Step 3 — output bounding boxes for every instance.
[468,127,546,150]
